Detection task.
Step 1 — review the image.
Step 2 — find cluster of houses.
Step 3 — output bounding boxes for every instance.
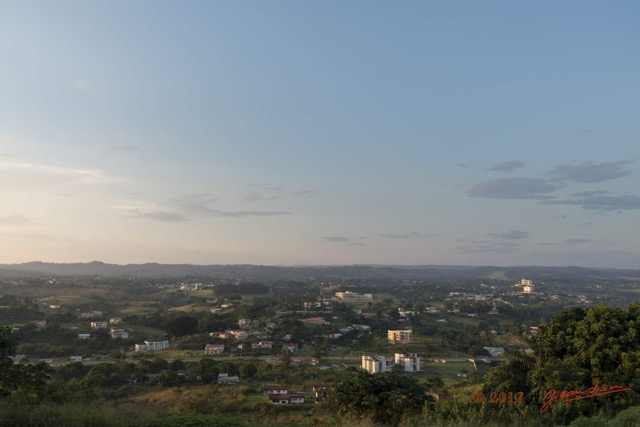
[77,318,129,340]
[211,328,267,341]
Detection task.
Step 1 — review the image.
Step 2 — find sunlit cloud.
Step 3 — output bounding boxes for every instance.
[0,160,115,184]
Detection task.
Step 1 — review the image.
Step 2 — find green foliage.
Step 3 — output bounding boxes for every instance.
[166,316,199,337]
[329,370,430,426]
[566,415,607,427]
[81,362,131,389]
[0,326,52,399]
[0,326,18,363]
[482,351,535,400]
[155,370,182,387]
[531,303,640,422]
[0,402,147,427]
[142,414,244,427]
[608,406,640,427]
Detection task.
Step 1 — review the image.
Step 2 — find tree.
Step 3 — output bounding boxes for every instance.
[279,348,291,367]
[0,326,18,365]
[329,370,430,426]
[155,370,181,387]
[0,326,51,398]
[166,316,199,337]
[239,362,257,378]
[484,303,640,424]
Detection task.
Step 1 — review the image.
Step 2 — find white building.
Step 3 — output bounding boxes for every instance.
[483,347,506,358]
[110,328,129,339]
[394,353,421,372]
[218,373,239,384]
[335,291,373,303]
[90,321,108,329]
[204,344,225,355]
[251,341,273,349]
[135,339,170,352]
[361,355,392,373]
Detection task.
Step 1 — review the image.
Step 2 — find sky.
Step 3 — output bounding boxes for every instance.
[1,1,639,268]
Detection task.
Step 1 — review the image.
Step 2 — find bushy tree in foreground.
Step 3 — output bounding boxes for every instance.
[329,369,430,426]
[0,326,51,399]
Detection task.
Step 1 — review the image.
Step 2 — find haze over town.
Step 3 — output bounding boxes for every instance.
[1,1,639,268]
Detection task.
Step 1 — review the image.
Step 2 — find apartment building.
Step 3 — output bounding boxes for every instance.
[387,329,413,343]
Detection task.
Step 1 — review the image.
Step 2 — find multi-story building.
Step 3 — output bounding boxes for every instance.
[394,353,420,372]
[110,328,129,339]
[90,321,108,329]
[263,385,289,395]
[387,329,413,343]
[268,393,305,404]
[135,339,170,352]
[204,344,225,355]
[335,291,373,303]
[361,355,392,373]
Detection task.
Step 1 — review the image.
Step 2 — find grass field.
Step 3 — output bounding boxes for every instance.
[169,303,213,313]
[39,295,98,305]
[128,325,167,338]
[118,302,160,315]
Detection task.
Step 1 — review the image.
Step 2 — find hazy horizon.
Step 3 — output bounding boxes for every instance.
[1,1,639,268]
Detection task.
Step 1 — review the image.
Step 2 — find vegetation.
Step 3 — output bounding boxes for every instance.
[2,268,640,426]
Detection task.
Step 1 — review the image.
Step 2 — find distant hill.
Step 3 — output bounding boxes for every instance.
[1,261,640,282]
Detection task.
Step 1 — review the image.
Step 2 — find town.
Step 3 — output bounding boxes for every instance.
[2,263,639,426]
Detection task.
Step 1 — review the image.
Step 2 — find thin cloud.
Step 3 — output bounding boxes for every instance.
[468,177,563,199]
[250,184,284,192]
[540,239,593,247]
[95,146,143,153]
[542,191,640,212]
[485,229,529,240]
[322,236,366,246]
[547,160,634,184]
[380,232,439,239]
[563,239,593,245]
[172,194,219,215]
[0,160,114,183]
[456,240,522,253]
[243,192,281,202]
[292,190,312,198]
[213,210,290,218]
[134,210,189,222]
[487,160,525,173]
[0,214,33,226]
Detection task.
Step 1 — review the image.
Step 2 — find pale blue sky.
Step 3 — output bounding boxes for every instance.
[1,1,639,267]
